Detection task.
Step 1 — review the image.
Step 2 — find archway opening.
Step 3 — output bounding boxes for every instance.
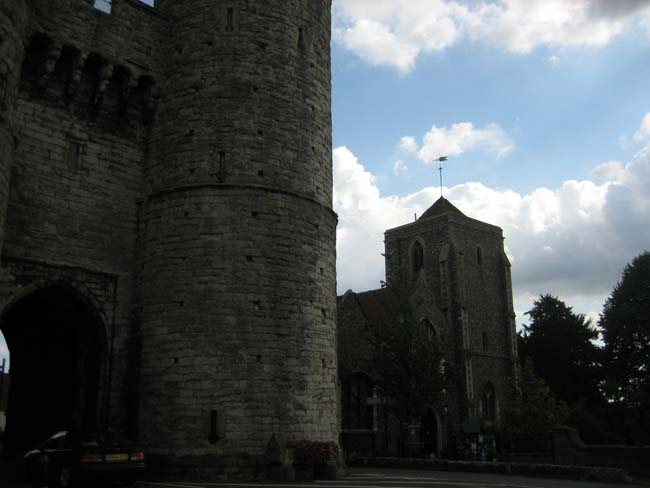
[0,285,106,456]
[421,406,441,456]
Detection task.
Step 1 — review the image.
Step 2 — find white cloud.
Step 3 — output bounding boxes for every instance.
[333,0,650,72]
[341,19,419,73]
[393,159,408,176]
[399,135,419,153]
[591,160,623,180]
[334,141,650,324]
[413,122,515,162]
[634,112,650,141]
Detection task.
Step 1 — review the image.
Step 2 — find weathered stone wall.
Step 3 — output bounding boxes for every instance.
[553,426,650,476]
[28,0,168,74]
[448,219,517,415]
[0,0,29,254]
[0,0,162,438]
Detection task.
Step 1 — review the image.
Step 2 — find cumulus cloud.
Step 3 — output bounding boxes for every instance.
[333,0,650,72]
[333,141,650,325]
[399,135,419,153]
[406,122,515,162]
[634,112,650,141]
[341,19,420,72]
[591,160,623,180]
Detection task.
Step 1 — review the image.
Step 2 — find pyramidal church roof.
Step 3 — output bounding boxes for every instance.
[418,196,465,221]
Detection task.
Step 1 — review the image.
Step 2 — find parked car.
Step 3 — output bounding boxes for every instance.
[22,430,146,487]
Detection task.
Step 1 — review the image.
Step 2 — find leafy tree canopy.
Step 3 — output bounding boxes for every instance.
[367,292,443,424]
[600,251,650,444]
[520,294,603,406]
[600,251,650,398]
[502,360,568,437]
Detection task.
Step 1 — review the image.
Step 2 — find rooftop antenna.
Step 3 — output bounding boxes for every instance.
[435,156,448,197]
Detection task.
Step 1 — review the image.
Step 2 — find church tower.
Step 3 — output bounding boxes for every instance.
[384,197,518,445]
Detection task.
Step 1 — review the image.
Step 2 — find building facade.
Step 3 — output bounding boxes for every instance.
[338,197,519,458]
[0,0,337,477]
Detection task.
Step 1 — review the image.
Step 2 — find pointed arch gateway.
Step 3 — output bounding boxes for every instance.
[0,283,108,455]
[420,406,442,455]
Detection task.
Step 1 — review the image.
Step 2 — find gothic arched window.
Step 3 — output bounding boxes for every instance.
[412,240,424,274]
[479,383,497,421]
[419,319,437,341]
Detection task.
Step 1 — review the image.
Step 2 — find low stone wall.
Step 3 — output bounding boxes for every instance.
[553,427,650,477]
[348,457,630,483]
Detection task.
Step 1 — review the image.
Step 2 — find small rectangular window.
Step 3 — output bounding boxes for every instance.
[482,331,489,352]
[0,75,7,109]
[65,139,84,170]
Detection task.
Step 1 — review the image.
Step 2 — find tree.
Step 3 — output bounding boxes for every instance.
[519,294,603,407]
[502,360,568,438]
[367,292,444,424]
[600,251,650,444]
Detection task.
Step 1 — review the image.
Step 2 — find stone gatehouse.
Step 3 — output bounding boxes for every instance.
[0,0,337,477]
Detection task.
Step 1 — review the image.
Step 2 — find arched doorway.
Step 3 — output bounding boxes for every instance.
[421,406,442,456]
[0,284,107,455]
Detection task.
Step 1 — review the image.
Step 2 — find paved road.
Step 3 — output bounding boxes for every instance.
[135,466,640,488]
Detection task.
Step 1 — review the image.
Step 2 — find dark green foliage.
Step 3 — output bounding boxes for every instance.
[600,251,650,444]
[567,402,625,445]
[520,294,603,407]
[502,360,568,437]
[367,293,443,424]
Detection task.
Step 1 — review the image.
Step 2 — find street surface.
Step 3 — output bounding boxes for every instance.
[135,466,640,488]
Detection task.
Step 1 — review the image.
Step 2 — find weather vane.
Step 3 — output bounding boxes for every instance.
[435,156,448,197]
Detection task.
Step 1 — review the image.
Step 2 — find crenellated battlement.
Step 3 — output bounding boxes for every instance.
[20,32,160,137]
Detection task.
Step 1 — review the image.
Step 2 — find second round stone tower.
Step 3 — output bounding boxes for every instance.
[136,0,338,471]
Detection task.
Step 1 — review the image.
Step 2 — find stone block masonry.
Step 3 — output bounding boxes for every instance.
[0,0,338,478]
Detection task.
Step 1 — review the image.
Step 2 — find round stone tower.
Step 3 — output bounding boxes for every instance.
[136,0,338,473]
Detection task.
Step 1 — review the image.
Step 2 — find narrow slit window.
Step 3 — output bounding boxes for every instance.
[226,8,234,31]
[0,75,7,104]
[65,140,84,170]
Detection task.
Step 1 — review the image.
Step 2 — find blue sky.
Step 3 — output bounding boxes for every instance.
[334,36,650,196]
[331,0,650,330]
[3,0,650,366]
